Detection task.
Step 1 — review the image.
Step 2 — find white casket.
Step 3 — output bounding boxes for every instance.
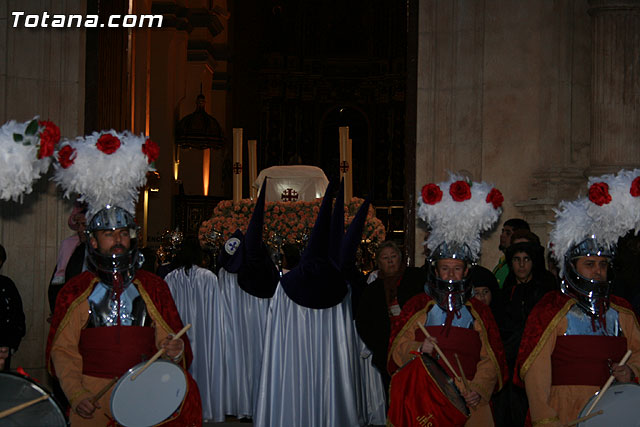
[253,166,329,202]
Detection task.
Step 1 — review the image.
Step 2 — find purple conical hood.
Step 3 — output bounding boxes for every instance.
[300,180,336,262]
[280,180,348,308]
[237,178,279,298]
[339,198,370,271]
[244,178,268,256]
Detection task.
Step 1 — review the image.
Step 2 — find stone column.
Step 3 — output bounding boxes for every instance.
[588,0,640,175]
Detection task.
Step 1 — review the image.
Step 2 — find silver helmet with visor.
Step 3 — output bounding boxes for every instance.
[86,205,143,287]
[561,236,614,317]
[427,242,473,312]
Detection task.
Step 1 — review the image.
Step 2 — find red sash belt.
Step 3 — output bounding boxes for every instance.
[413,325,481,380]
[551,335,626,386]
[79,326,156,378]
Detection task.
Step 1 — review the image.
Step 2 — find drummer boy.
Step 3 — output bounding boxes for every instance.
[515,172,640,426]
[387,176,508,426]
[46,132,201,426]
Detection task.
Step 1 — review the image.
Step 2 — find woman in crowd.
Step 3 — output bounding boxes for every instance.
[354,240,427,395]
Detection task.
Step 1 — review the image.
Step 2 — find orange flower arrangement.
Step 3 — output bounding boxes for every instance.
[210,197,386,246]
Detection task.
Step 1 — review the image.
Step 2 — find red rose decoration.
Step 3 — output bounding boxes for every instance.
[57,145,76,169]
[486,188,504,209]
[588,182,612,206]
[449,180,472,202]
[630,177,640,197]
[421,183,443,205]
[142,138,159,164]
[96,134,121,154]
[37,120,60,159]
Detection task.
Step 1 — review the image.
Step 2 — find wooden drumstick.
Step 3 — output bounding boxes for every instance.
[90,377,118,404]
[454,353,471,392]
[454,353,478,411]
[584,349,632,416]
[130,323,191,381]
[565,409,603,426]
[0,394,49,419]
[415,322,462,383]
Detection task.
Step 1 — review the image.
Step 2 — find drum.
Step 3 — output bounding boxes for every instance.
[0,372,68,426]
[388,354,469,427]
[577,383,640,426]
[110,359,187,427]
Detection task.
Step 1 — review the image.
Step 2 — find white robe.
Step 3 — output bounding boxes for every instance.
[254,285,361,427]
[353,325,387,425]
[217,268,273,419]
[165,265,226,422]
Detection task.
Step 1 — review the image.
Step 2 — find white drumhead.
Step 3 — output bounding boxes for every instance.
[578,383,640,426]
[111,359,187,427]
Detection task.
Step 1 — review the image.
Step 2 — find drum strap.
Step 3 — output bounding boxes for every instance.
[79,326,156,378]
[551,335,626,386]
[415,326,482,380]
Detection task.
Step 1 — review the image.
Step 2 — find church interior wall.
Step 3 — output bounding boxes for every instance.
[414,0,600,268]
[0,0,87,379]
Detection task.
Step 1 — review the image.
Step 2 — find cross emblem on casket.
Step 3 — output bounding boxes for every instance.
[232,162,242,174]
[339,161,350,173]
[281,188,299,202]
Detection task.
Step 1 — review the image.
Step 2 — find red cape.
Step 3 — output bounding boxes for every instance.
[46,270,193,377]
[46,270,201,426]
[514,290,637,387]
[387,293,508,391]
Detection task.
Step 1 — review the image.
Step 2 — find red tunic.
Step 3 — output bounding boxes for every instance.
[46,270,202,427]
[514,290,640,426]
[387,294,507,427]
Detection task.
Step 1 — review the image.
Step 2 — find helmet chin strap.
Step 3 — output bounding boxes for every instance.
[111,272,124,326]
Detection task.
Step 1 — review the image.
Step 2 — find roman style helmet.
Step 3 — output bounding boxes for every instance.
[417,173,503,312]
[52,130,159,287]
[550,169,640,317]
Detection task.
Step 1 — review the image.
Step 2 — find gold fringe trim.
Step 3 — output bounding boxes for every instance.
[611,302,640,377]
[466,301,503,391]
[48,277,98,375]
[136,279,174,337]
[532,416,560,426]
[136,279,188,369]
[520,299,575,381]
[387,300,435,370]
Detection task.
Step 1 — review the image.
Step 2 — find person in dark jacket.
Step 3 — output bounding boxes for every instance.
[496,230,556,426]
[0,244,26,371]
[354,240,427,395]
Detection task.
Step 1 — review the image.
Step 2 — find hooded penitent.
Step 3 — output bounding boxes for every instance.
[237,178,280,298]
[279,181,350,308]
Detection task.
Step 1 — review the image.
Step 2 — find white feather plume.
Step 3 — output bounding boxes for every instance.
[52,130,155,219]
[0,117,52,202]
[550,169,640,276]
[417,173,502,261]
